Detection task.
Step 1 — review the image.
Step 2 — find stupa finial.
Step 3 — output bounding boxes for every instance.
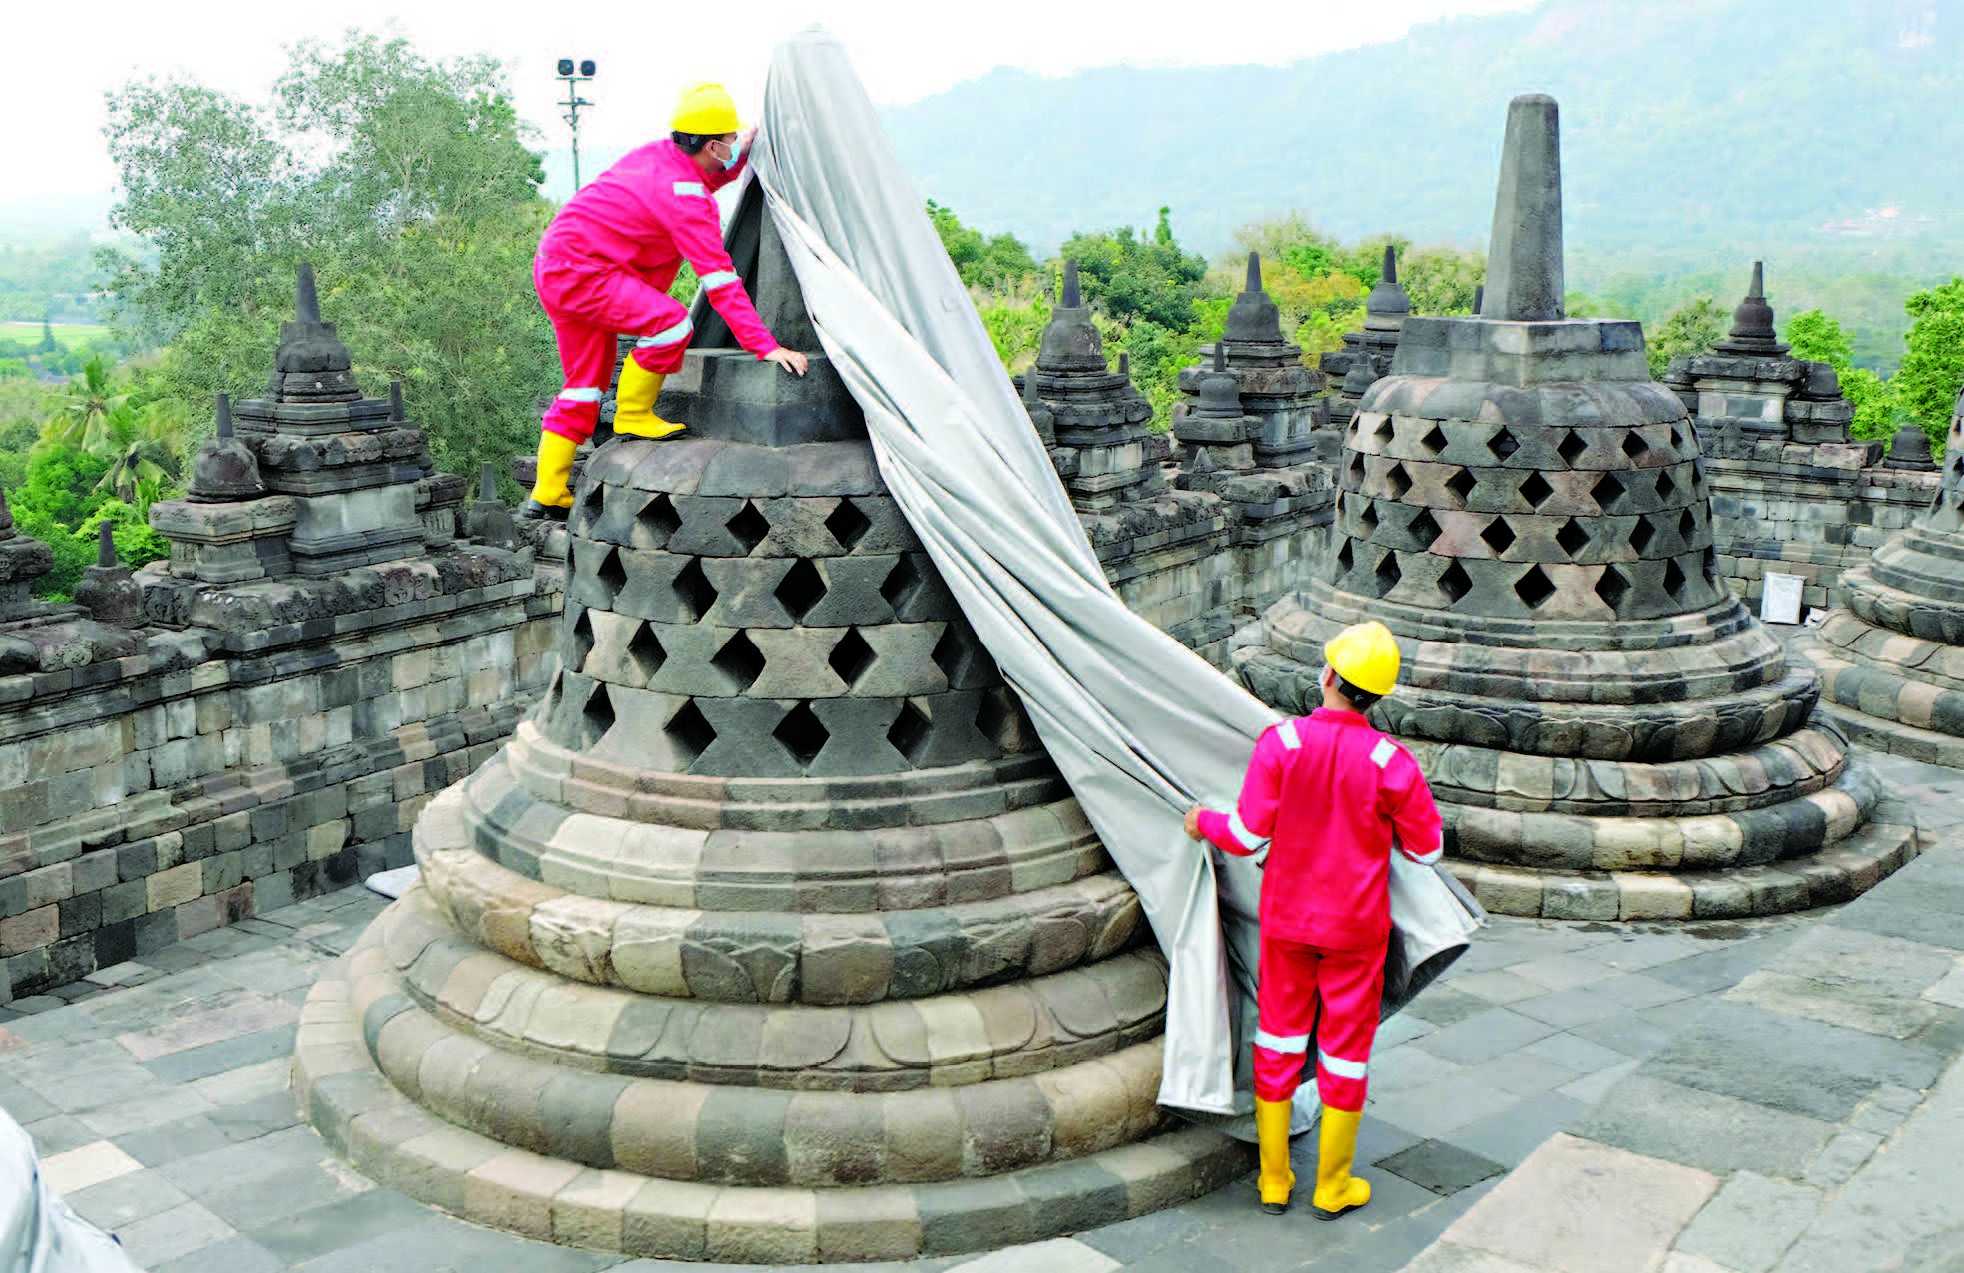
[478,462,499,502]
[96,520,117,568]
[1212,341,1226,373]
[295,262,321,324]
[215,392,233,439]
[1482,94,1565,321]
[1245,251,1262,293]
[1382,244,1398,285]
[1061,259,1081,309]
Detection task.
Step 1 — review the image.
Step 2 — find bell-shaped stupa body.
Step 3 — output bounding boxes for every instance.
[294,187,1244,1263]
[1238,95,1915,921]
[1805,393,1964,766]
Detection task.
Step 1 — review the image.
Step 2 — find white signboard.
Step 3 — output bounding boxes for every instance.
[1761,571,1805,625]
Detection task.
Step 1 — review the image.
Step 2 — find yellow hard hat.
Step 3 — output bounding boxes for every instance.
[672,82,740,136]
[1324,620,1401,697]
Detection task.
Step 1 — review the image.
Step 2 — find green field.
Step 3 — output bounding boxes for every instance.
[0,321,116,350]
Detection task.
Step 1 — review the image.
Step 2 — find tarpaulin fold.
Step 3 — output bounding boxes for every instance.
[736,30,1482,1129]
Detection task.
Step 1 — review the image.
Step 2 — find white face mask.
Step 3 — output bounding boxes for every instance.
[716,137,743,171]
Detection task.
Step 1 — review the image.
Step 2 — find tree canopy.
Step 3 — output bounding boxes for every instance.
[100,33,556,486]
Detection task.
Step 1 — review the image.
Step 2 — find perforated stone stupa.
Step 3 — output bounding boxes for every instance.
[1666,263,1939,612]
[1803,388,1964,766]
[1237,95,1917,921]
[293,193,1244,1263]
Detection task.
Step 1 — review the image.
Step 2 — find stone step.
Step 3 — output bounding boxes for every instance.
[295,953,1249,1263]
[1447,814,1920,920]
[379,886,1168,1090]
[1815,700,1964,769]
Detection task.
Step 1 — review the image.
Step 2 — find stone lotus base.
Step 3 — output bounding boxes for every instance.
[1802,606,1964,769]
[292,895,1249,1263]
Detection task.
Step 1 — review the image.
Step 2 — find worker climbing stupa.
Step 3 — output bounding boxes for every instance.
[522,81,812,521]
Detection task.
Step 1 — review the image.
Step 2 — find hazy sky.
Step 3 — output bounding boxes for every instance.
[2,0,1536,209]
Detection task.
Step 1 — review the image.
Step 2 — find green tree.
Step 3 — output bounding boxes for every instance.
[926,201,1039,293]
[42,356,129,456]
[1893,278,1964,454]
[92,398,185,504]
[1057,217,1209,331]
[1782,308,1856,371]
[99,32,556,484]
[1400,247,1485,316]
[35,318,55,354]
[1646,298,1726,378]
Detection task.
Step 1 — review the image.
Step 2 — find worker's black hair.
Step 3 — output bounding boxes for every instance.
[1334,674,1384,715]
[672,131,720,154]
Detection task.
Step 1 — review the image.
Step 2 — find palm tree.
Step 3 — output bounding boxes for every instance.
[42,356,129,457]
[93,400,183,507]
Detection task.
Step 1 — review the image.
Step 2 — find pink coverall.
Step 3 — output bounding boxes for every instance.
[534,138,781,443]
[1196,709,1444,1111]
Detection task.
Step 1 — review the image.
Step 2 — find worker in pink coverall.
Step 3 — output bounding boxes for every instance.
[521,82,810,520]
[1185,620,1443,1220]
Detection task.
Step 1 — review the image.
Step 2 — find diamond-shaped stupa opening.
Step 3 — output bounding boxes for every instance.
[773,701,829,768]
[828,627,876,687]
[887,698,931,764]
[1420,424,1449,456]
[581,682,615,748]
[1515,564,1556,609]
[638,492,681,543]
[1655,471,1677,502]
[1387,463,1413,501]
[1663,557,1687,600]
[726,501,771,554]
[1595,564,1630,610]
[596,547,627,602]
[1374,550,1402,597]
[1630,516,1656,555]
[1481,518,1517,556]
[1557,517,1590,558]
[776,558,827,622]
[1447,468,1478,507]
[663,698,716,764]
[710,630,766,692]
[1591,472,1625,512]
[1678,509,1696,539]
[879,556,921,614]
[570,609,595,672]
[1558,430,1588,466]
[1439,560,1473,605]
[826,499,872,552]
[626,624,666,682]
[1336,538,1356,577]
[1489,427,1520,461]
[1622,431,1648,461]
[1519,471,1554,509]
[1408,508,1441,548]
[674,558,719,622]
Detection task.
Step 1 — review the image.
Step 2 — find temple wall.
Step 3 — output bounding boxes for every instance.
[1707,451,1938,611]
[0,565,563,1003]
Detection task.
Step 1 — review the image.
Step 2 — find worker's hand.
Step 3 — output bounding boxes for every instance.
[1183,805,1204,841]
[765,348,810,377]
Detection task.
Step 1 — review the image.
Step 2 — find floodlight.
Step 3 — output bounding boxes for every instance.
[557,58,575,77]
[580,60,596,77]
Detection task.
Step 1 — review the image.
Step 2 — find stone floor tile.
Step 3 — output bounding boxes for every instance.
[1377,1139,1507,1196]
[26,1061,161,1113]
[288,1212,620,1273]
[1800,1127,1884,1188]
[1355,1115,1424,1167]
[1672,1170,1821,1273]
[189,1056,291,1107]
[1508,954,1613,993]
[244,1184,438,1264]
[152,1235,286,1273]
[65,1167,192,1229]
[114,1199,236,1268]
[1413,1007,1559,1066]
[113,1113,236,1167]
[141,1024,298,1085]
[1373,1079,1523,1140]
[1568,1011,1681,1059]
[1405,984,1500,1027]
[21,1115,98,1157]
[1472,1052,1581,1097]
[1554,1058,1640,1105]
[39,1138,145,1193]
[945,1236,1119,1272]
[201,1160,374,1229]
[114,989,298,1062]
[1595,973,1695,1011]
[1445,969,1549,1005]
[158,1125,336,1197]
[1403,1240,1545,1271]
[1519,1031,1630,1075]
[79,1088,218,1138]
[1576,1075,1836,1178]
[1370,1042,1467,1092]
[0,1078,58,1124]
[1073,1200,1214,1263]
[1442,1093,1589,1169]
[1506,986,1632,1030]
[1436,1133,1717,1273]
[1587,933,1715,972]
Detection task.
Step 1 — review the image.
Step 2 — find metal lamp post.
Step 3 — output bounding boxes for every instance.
[555,57,597,190]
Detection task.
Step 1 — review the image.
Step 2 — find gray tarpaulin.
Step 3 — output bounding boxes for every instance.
[742,30,1482,1129]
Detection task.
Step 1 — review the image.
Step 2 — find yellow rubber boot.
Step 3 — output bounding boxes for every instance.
[1253,1096,1295,1214]
[611,359,686,439]
[1311,1105,1371,1221]
[522,431,578,520]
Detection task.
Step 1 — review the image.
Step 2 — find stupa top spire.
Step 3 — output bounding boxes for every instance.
[1480,94,1565,322]
[1716,260,1788,355]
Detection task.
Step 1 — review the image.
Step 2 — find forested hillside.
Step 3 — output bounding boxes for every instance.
[885,0,1957,259]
